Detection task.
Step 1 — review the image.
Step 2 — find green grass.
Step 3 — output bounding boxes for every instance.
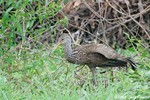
[0,0,149,99]
[0,45,150,100]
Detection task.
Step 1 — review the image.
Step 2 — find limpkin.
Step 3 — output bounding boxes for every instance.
[50,33,137,85]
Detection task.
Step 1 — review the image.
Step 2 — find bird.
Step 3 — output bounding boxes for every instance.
[50,33,137,85]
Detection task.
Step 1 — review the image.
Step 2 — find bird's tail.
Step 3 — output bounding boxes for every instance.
[126,59,138,71]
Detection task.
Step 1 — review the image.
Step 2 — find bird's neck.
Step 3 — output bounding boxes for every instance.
[63,40,73,59]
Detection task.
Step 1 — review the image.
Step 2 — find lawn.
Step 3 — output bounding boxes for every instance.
[0,44,149,100]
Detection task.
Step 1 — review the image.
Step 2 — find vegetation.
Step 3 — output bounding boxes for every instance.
[0,0,150,100]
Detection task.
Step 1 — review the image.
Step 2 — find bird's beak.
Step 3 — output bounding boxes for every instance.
[49,41,62,56]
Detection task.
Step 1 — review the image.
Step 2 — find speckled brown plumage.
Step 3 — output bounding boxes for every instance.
[57,33,137,85]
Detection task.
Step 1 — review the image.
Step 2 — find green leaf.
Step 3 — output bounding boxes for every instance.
[26,20,35,29]
[128,48,135,52]
[3,7,14,22]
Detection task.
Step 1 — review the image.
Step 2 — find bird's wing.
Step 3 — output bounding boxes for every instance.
[86,52,109,64]
[76,44,124,60]
[86,52,127,67]
[94,44,126,60]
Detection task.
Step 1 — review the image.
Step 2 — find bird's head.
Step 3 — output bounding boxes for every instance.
[57,33,71,44]
[49,33,71,56]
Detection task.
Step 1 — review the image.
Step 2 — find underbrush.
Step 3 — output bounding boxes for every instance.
[0,45,149,100]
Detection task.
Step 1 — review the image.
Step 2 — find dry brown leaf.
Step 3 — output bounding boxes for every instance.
[73,0,82,8]
[64,1,74,14]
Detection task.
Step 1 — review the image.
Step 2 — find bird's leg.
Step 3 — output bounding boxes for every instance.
[74,66,86,85]
[74,65,84,80]
[75,65,84,72]
[89,67,98,86]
